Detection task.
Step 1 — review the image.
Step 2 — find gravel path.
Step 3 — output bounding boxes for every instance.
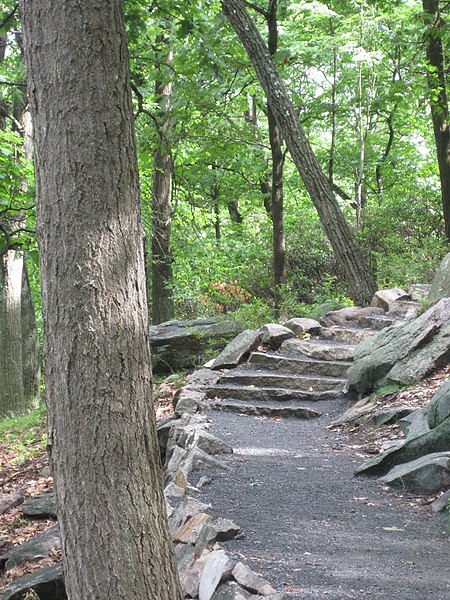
[194,401,449,599]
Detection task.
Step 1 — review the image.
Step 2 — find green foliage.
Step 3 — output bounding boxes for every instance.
[0,404,47,466]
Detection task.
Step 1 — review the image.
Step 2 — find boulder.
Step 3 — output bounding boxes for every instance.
[398,408,430,438]
[22,491,56,518]
[371,288,410,312]
[195,430,234,456]
[372,406,415,427]
[259,324,294,349]
[194,518,240,554]
[347,298,450,394]
[431,488,450,513]
[0,525,60,571]
[174,512,212,543]
[320,306,384,327]
[211,330,261,370]
[232,562,277,596]
[427,380,450,429]
[211,581,256,600]
[408,284,432,301]
[283,318,321,336]
[150,317,244,373]
[355,413,450,476]
[428,252,450,304]
[174,390,205,416]
[2,563,66,600]
[199,550,235,600]
[380,452,450,493]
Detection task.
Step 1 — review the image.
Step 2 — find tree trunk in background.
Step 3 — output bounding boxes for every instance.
[266,0,287,289]
[21,1,183,598]
[152,22,175,324]
[222,0,376,305]
[422,0,450,241]
[21,262,40,410]
[0,251,24,415]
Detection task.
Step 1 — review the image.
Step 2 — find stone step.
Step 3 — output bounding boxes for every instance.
[206,385,343,403]
[356,314,400,330]
[204,398,322,419]
[316,326,375,345]
[219,370,346,393]
[279,338,356,361]
[248,352,352,378]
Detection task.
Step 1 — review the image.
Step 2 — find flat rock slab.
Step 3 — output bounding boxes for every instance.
[211,581,256,599]
[22,491,56,518]
[280,338,355,361]
[259,324,294,349]
[205,399,322,419]
[320,306,384,327]
[283,317,321,335]
[316,326,375,345]
[0,524,60,571]
[207,385,340,403]
[150,317,244,373]
[2,563,66,600]
[232,562,277,595]
[381,452,450,493]
[248,352,351,378]
[199,549,235,600]
[218,371,346,393]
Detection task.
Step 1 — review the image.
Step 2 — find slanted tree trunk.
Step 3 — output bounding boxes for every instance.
[152,22,175,324]
[422,0,450,241]
[21,1,183,599]
[222,0,376,305]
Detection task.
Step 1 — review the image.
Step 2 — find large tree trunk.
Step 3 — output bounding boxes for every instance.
[222,0,376,305]
[21,1,183,599]
[152,23,175,324]
[422,0,450,241]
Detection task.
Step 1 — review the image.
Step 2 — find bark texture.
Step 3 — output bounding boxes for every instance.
[152,24,175,324]
[222,0,376,305]
[21,1,183,599]
[423,0,450,241]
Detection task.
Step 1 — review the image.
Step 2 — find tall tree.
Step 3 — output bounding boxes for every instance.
[422,0,450,241]
[152,18,175,324]
[20,1,183,598]
[222,0,376,305]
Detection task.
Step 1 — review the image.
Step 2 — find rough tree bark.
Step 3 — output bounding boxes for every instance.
[422,0,450,241]
[222,0,376,305]
[152,21,175,325]
[21,1,183,599]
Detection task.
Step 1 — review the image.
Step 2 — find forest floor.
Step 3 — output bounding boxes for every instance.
[0,369,449,597]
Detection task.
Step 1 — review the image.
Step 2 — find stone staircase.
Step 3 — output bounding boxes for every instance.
[204,311,405,419]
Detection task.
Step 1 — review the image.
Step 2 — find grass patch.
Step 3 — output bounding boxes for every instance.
[0,404,47,466]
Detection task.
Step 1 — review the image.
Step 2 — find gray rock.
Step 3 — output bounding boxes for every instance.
[0,525,60,571]
[280,338,355,361]
[182,447,231,475]
[211,581,256,600]
[381,452,450,493]
[347,298,450,394]
[2,563,66,600]
[427,380,450,429]
[408,284,431,301]
[195,430,234,455]
[428,252,450,303]
[174,512,212,543]
[283,318,321,335]
[22,491,56,518]
[355,414,450,476]
[317,326,374,345]
[398,408,430,438]
[259,324,294,349]
[320,306,384,327]
[232,562,277,596]
[186,368,222,389]
[211,330,261,370]
[386,300,419,321]
[150,317,244,374]
[170,496,211,534]
[328,397,375,428]
[199,549,235,600]
[431,488,450,513]
[372,406,415,427]
[371,288,410,312]
[174,390,205,415]
[164,482,186,499]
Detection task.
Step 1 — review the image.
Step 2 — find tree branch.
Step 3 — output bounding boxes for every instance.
[0,3,18,31]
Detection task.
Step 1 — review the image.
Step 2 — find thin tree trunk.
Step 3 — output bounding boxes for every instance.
[222,0,376,305]
[422,0,450,241]
[266,0,286,288]
[21,261,40,410]
[0,251,24,415]
[152,22,174,325]
[21,1,183,598]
